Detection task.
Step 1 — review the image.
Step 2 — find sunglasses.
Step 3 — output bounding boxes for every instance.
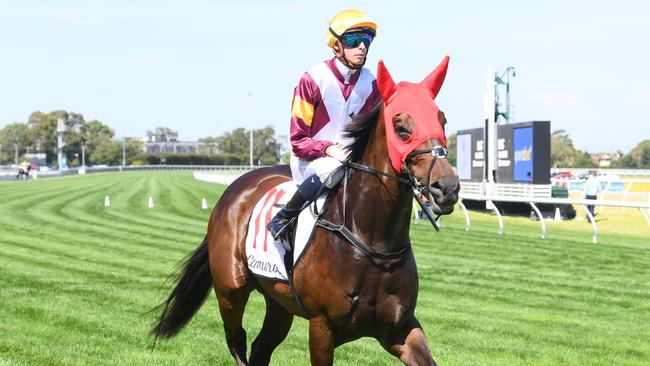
[340,32,374,48]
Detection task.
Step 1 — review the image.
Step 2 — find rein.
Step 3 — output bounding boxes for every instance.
[316,164,411,262]
[344,161,411,186]
[315,145,448,261]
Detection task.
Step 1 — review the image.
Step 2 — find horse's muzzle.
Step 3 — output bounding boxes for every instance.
[427,176,460,215]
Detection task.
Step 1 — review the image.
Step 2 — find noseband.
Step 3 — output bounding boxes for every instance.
[403,145,449,189]
[402,145,448,231]
[342,144,448,231]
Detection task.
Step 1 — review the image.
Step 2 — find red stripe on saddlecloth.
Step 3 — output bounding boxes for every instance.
[253,187,277,249]
[263,189,287,252]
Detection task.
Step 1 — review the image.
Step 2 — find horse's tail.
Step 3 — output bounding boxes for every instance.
[151,236,212,339]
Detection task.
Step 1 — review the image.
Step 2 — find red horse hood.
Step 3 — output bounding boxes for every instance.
[377,55,450,173]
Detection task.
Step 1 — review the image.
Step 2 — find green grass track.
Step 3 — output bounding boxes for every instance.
[0,171,648,365]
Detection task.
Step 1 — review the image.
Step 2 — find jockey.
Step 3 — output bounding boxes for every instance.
[267,9,382,241]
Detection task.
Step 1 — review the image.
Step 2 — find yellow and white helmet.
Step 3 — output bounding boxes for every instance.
[327,9,377,48]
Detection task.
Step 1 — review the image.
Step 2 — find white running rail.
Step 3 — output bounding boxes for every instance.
[459,193,650,244]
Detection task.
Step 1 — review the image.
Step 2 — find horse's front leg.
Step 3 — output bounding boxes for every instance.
[308,316,335,366]
[380,317,437,366]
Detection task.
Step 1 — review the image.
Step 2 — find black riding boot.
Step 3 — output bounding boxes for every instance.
[266,190,307,240]
[267,174,323,242]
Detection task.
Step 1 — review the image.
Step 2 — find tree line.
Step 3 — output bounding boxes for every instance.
[0,110,284,167]
[549,130,649,168]
[2,110,648,168]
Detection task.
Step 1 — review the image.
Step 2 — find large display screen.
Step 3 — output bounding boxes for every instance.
[455,121,550,184]
[455,127,485,181]
[513,127,533,182]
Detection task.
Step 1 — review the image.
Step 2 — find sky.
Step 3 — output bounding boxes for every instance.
[1,0,649,153]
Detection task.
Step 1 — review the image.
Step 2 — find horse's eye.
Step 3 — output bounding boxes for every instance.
[394,125,411,141]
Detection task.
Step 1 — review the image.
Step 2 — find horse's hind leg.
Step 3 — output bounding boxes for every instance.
[249,295,294,365]
[217,285,252,366]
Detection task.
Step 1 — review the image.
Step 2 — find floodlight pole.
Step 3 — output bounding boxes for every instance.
[495,67,516,124]
[504,67,514,124]
[485,65,516,190]
[484,65,497,188]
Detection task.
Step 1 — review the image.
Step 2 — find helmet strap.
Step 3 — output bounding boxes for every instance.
[342,54,366,69]
[334,41,367,70]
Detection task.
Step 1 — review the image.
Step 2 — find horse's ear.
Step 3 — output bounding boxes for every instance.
[421,55,450,100]
[377,60,397,102]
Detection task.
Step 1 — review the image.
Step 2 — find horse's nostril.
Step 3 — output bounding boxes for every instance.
[428,181,443,197]
[432,177,460,196]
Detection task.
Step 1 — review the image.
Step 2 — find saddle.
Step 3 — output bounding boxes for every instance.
[244,181,331,282]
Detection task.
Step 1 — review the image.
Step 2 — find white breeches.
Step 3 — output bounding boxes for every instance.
[289,154,342,184]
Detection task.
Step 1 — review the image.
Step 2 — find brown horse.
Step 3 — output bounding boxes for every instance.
[152,57,460,365]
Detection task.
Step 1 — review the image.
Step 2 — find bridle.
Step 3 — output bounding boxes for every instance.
[343,145,448,232]
[343,145,448,187]
[348,144,449,231]
[402,145,449,231]
[314,143,448,263]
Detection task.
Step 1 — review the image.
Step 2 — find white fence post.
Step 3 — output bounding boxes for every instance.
[640,208,650,228]
[458,199,471,232]
[529,202,546,239]
[580,205,598,244]
[486,200,504,235]
[459,189,650,244]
